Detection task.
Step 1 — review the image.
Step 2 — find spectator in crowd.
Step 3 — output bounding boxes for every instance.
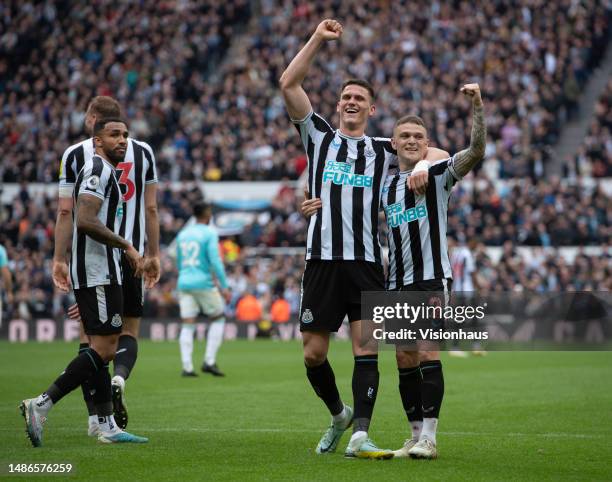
[270,296,291,324]
[0,174,610,322]
[235,293,263,324]
[567,80,612,178]
[1,1,609,182]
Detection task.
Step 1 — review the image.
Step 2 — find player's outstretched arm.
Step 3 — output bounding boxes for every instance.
[76,194,143,275]
[453,83,486,177]
[279,19,343,120]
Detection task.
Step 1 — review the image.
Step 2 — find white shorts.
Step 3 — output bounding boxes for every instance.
[179,289,224,320]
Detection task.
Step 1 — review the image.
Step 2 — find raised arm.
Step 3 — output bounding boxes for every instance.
[279,19,343,120]
[453,83,486,177]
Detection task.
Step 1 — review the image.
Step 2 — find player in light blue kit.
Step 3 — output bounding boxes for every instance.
[175,201,231,377]
[0,242,14,326]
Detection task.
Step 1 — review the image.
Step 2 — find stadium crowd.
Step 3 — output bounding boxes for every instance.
[2,240,609,323]
[0,178,609,322]
[0,0,251,183]
[1,0,610,183]
[567,79,612,178]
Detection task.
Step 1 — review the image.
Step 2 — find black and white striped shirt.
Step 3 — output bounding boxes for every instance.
[70,155,123,289]
[382,157,462,289]
[59,138,158,255]
[294,111,396,263]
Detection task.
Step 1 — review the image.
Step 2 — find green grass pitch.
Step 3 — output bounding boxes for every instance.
[1,340,611,481]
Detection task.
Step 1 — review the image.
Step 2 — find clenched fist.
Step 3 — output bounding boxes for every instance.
[314,19,343,42]
[460,83,483,107]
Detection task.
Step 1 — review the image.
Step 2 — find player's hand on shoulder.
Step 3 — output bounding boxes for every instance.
[460,83,483,106]
[315,19,343,41]
[52,259,71,293]
[301,188,322,218]
[407,171,428,196]
[425,147,451,162]
[143,256,161,289]
[407,161,430,196]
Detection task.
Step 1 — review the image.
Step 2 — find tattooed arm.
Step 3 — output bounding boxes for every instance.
[453,83,486,178]
[77,195,130,249]
[76,194,143,274]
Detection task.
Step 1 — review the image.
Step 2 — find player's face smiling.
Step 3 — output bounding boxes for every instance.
[336,85,375,134]
[98,122,128,164]
[392,122,429,169]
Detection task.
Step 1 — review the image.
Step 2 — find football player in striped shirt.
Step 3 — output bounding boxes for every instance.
[52,96,160,434]
[302,85,485,460]
[384,84,486,459]
[21,119,148,446]
[280,19,447,459]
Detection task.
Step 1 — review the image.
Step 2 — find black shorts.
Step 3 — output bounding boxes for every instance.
[74,284,124,336]
[398,278,453,331]
[121,253,144,318]
[300,260,385,332]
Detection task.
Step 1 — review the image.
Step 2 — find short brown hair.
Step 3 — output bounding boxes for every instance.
[341,78,375,101]
[394,114,427,130]
[87,96,121,118]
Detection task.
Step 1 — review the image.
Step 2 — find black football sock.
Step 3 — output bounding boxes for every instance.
[421,360,444,419]
[114,335,138,380]
[92,363,113,419]
[305,359,343,416]
[398,365,423,432]
[45,348,105,404]
[352,354,379,433]
[78,343,97,416]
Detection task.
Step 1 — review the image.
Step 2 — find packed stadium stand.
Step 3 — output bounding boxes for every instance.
[1,0,609,182]
[567,79,612,177]
[0,0,610,326]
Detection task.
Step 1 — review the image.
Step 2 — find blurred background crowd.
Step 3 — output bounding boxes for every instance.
[0,176,609,322]
[1,0,610,182]
[0,0,610,323]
